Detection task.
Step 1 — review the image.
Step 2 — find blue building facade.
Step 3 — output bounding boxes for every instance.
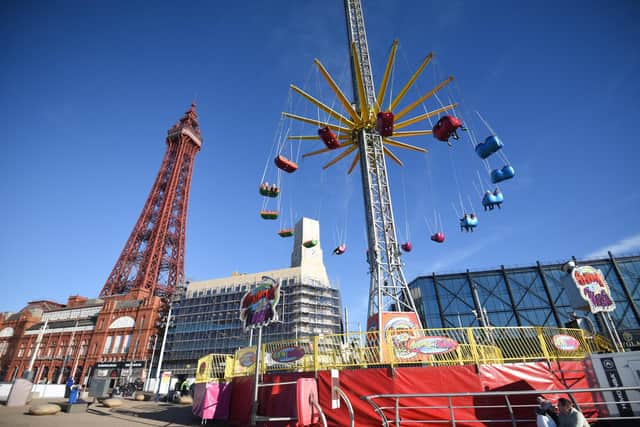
[408,253,640,335]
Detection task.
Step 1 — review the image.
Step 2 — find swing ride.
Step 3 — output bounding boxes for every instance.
[257,0,517,357]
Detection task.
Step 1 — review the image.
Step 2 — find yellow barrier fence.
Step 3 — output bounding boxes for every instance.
[196,326,595,382]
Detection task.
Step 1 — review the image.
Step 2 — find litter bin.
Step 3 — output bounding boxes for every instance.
[69,387,79,404]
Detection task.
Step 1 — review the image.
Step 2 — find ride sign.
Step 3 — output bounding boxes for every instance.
[239,276,281,329]
[552,334,581,352]
[568,266,616,313]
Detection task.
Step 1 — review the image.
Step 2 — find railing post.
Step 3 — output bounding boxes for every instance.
[467,328,480,364]
[504,395,517,427]
[536,326,551,362]
[395,397,400,427]
[448,395,456,427]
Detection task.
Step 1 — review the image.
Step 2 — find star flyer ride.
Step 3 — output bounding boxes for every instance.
[255,0,521,362]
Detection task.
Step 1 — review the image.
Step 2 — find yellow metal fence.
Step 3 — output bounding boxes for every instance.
[197,326,597,382]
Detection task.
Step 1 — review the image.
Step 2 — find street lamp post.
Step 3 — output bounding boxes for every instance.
[145,334,158,391]
[153,303,172,401]
[24,318,48,381]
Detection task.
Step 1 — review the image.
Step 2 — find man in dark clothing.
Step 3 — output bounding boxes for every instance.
[180,379,189,396]
[65,376,74,398]
[557,398,590,427]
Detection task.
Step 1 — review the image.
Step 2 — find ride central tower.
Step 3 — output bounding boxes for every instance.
[344,0,422,335]
[100,104,202,298]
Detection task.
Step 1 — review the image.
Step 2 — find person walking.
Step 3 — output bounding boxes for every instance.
[557,397,590,427]
[65,376,74,398]
[180,378,189,396]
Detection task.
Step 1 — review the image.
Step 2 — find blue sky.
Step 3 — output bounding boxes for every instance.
[2,1,639,327]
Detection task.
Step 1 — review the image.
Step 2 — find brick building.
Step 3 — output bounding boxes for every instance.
[0,289,164,387]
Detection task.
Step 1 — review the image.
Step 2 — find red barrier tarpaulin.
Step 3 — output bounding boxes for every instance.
[318,365,483,427]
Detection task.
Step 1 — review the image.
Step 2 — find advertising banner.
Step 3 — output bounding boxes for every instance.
[368,312,427,363]
[239,276,280,329]
[562,265,616,313]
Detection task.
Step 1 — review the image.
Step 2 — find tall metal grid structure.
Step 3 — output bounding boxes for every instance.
[100,104,202,298]
[344,0,422,333]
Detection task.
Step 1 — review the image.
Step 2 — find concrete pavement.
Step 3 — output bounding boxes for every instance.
[0,397,231,427]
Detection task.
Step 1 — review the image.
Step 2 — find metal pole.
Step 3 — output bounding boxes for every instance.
[537,262,562,326]
[58,319,79,384]
[501,265,522,326]
[251,326,263,426]
[154,304,172,401]
[25,318,48,380]
[467,270,486,327]
[145,334,158,390]
[128,334,140,382]
[608,251,640,325]
[432,273,447,328]
[70,325,83,380]
[604,312,625,352]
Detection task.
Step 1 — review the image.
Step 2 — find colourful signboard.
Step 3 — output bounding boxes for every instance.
[407,336,459,354]
[272,346,305,363]
[367,312,427,362]
[239,276,281,329]
[237,347,257,368]
[552,334,581,352]
[571,266,616,313]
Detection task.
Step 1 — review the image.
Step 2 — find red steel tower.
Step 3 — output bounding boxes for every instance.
[100,103,202,298]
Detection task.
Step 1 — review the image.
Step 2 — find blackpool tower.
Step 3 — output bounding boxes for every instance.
[99,104,202,298]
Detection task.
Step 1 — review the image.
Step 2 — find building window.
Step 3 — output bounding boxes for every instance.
[122,334,132,353]
[112,335,122,354]
[103,336,113,354]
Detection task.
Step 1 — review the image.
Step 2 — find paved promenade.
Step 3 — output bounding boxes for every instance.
[0,397,230,427]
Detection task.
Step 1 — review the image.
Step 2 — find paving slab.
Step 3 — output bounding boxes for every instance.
[0,397,231,427]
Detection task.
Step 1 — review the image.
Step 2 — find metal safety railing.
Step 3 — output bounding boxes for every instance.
[196,326,604,382]
[361,386,640,426]
[194,353,232,383]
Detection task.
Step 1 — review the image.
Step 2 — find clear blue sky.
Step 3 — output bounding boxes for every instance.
[2,1,639,328]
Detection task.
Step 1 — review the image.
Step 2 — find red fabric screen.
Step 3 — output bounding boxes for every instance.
[227,360,598,426]
[318,365,483,426]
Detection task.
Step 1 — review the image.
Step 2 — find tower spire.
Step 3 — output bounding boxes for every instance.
[99,104,202,298]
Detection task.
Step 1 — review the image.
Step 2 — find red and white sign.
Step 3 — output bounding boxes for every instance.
[552,334,581,351]
[571,266,615,313]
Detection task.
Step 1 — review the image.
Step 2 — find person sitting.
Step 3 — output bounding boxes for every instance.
[557,397,589,427]
[536,396,558,427]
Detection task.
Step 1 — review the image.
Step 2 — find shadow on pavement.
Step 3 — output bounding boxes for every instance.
[116,403,195,423]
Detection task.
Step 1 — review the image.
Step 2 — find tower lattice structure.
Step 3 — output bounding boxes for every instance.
[100,104,202,298]
[344,0,422,331]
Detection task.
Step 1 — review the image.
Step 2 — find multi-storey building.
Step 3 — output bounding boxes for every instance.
[409,253,640,338]
[0,289,164,386]
[0,300,64,381]
[162,217,343,375]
